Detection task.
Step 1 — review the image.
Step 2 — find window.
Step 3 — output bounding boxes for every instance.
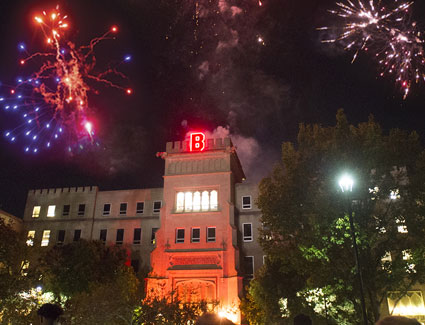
[381,251,392,263]
[176,228,185,243]
[26,230,35,246]
[41,230,50,247]
[133,228,141,244]
[396,218,408,233]
[78,204,85,216]
[242,196,252,209]
[103,204,111,216]
[191,228,200,243]
[131,259,140,273]
[62,205,70,216]
[387,291,425,316]
[175,190,218,212]
[120,203,127,215]
[263,255,267,265]
[57,230,65,245]
[244,256,254,278]
[207,227,216,242]
[116,229,124,245]
[21,261,29,276]
[32,206,41,218]
[243,223,253,242]
[100,229,107,242]
[151,228,159,244]
[153,201,161,213]
[136,202,144,214]
[47,205,56,217]
[73,229,81,241]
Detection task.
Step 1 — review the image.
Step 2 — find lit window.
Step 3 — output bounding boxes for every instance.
[47,205,56,217]
[103,204,111,216]
[21,260,29,276]
[242,196,252,209]
[32,206,40,218]
[191,227,200,243]
[210,190,218,210]
[202,191,209,211]
[381,251,392,263]
[390,189,400,200]
[396,218,408,233]
[73,229,81,241]
[387,291,425,317]
[26,230,35,246]
[133,228,141,244]
[243,223,253,241]
[176,228,185,243]
[244,256,254,278]
[41,230,50,247]
[185,192,193,212]
[402,250,416,273]
[136,202,144,214]
[153,201,161,213]
[100,229,107,242]
[120,203,127,215]
[193,192,201,211]
[151,228,159,245]
[62,205,70,216]
[78,204,85,216]
[116,229,124,245]
[57,230,65,245]
[207,227,216,242]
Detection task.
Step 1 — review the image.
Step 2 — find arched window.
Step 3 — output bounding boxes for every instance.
[185,192,193,212]
[210,190,218,210]
[176,192,185,212]
[201,191,210,211]
[193,192,201,211]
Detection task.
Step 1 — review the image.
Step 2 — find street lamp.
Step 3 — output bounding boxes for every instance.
[339,174,368,325]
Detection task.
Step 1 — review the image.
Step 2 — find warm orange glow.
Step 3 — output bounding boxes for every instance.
[34,16,43,24]
[217,306,240,324]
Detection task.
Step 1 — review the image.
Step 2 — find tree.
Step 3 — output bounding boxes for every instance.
[243,110,425,324]
[0,218,39,324]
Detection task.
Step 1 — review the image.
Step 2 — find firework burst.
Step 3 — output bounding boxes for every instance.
[320,0,425,98]
[2,5,132,153]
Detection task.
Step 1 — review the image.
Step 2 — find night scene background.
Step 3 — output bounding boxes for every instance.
[1,0,425,217]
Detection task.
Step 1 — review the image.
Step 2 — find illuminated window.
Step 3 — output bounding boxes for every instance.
[390,189,400,200]
[176,228,185,243]
[191,227,200,243]
[116,229,124,245]
[47,205,56,217]
[62,205,70,216]
[32,206,41,218]
[133,228,141,244]
[73,229,81,241]
[100,229,107,242]
[78,204,85,216]
[244,256,254,278]
[120,203,127,215]
[21,260,29,276]
[26,230,35,246]
[153,201,161,213]
[136,202,144,214]
[243,223,253,242]
[387,291,425,317]
[207,227,216,242]
[103,204,111,216]
[176,190,218,212]
[242,196,252,209]
[381,251,392,263]
[57,230,65,245]
[403,250,416,273]
[41,230,50,247]
[151,228,159,245]
[396,218,408,233]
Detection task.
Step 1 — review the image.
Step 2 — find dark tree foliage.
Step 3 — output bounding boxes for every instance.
[242,110,425,324]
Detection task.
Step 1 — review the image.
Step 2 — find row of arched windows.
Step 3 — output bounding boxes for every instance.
[176,190,218,212]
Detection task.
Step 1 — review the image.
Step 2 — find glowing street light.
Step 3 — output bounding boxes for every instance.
[338,173,368,325]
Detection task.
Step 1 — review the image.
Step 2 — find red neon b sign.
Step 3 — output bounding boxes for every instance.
[190,132,206,152]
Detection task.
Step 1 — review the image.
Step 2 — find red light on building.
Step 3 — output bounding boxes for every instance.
[189,132,206,152]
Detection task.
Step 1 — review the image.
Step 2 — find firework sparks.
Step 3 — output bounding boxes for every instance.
[321,0,425,98]
[2,5,132,153]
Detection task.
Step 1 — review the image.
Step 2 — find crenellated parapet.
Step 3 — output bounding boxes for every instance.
[166,137,232,153]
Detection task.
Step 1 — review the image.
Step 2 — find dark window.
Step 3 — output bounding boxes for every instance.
[57,230,65,244]
[133,228,141,244]
[153,201,161,213]
[116,229,124,245]
[120,203,127,215]
[243,223,253,241]
[78,204,85,216]
[100,229,107,242]
[103,204,111,216]
[73,229,81,241]
[131,259,139,273]
[151,228,159,244]
[136,202,144,214]
[242,196,252,209]
[62,205,70,216]
[207,227,216,242]
[244,256,254,278]
[176,228,185,243]
[191,228,200,243]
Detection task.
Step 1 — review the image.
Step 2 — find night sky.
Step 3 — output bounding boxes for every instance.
[1,0,425,217]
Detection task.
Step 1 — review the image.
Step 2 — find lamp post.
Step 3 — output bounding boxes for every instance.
[339,174,368,325]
